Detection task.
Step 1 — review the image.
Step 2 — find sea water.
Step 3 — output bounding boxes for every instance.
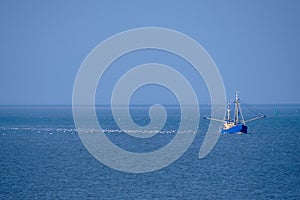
[0,105,299,199]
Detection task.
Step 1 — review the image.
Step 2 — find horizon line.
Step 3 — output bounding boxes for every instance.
[0,103,300,107]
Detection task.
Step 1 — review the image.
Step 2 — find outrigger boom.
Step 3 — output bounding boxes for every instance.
[203,116,224,123]
[244,115,266,123]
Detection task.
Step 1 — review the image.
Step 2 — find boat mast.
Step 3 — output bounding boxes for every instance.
[226,102,231,122]
[234,92,239,124]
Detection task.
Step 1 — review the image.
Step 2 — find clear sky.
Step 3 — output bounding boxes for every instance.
[0,0,299,105]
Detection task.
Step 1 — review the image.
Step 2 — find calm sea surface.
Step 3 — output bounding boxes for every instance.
[1,105,299,199]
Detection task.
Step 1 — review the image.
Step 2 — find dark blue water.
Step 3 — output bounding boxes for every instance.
[1,105,299,199]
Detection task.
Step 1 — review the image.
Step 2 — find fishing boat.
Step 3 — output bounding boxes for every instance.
[204,92,265,134]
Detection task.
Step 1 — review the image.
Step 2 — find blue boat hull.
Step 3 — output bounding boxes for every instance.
[221,124,248,134]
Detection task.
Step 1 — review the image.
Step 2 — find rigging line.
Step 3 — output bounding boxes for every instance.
[240,101,266,122]
[238,102,245,124]
[240,100,264,116]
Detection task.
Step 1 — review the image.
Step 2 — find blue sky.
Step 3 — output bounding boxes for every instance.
[0,0,299,105]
